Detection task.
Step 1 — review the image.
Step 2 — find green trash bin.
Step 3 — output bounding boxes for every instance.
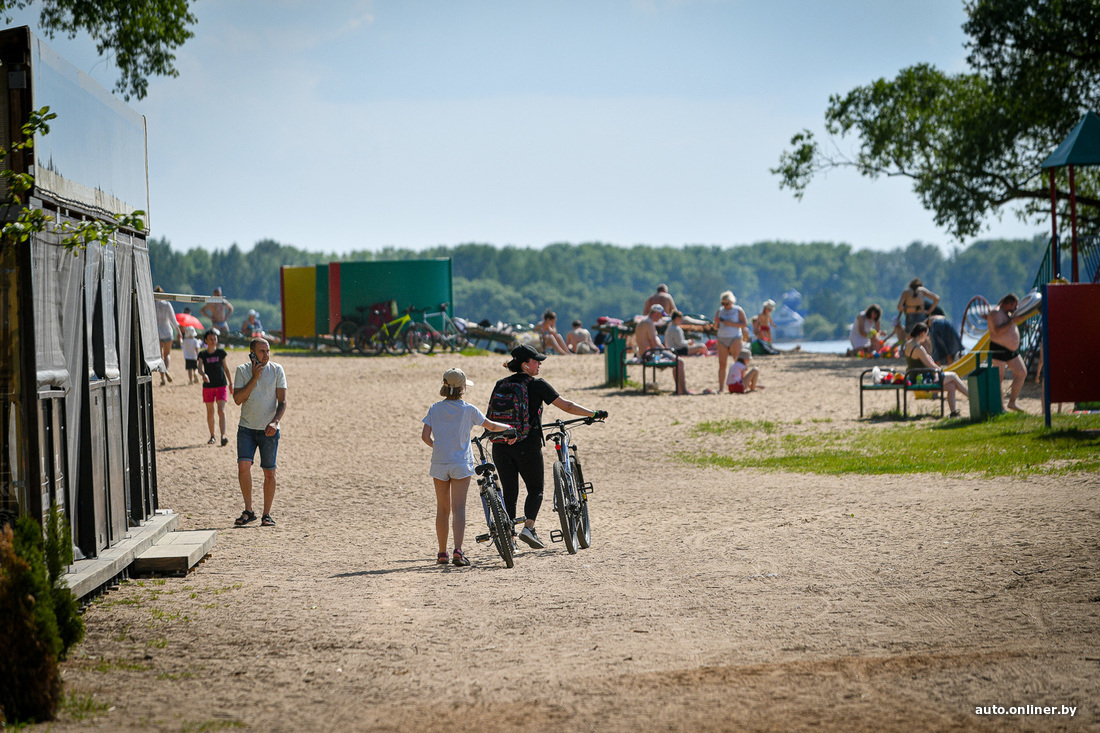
[604,327,627,386]
[967,366,1003,421]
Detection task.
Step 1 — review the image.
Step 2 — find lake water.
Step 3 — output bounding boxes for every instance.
[779,334,981,355]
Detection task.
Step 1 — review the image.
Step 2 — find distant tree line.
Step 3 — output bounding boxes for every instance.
[148,236,1051,340]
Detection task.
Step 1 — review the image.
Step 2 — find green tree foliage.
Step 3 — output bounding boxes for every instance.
[4,0,197,100]
[773,0,1100,241]
[150,236,1048,339]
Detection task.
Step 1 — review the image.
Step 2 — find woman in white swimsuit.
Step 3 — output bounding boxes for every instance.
[713,291,748,392]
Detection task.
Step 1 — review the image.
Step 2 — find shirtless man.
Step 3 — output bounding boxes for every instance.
[643,284,676,316]
[565,320,598,354]
[635,305,686,394]
[984,293,1027,412]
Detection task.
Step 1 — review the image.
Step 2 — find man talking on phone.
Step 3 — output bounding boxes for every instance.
[232,338,288,527]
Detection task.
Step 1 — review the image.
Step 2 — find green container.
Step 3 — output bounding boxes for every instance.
[604,327,627,386]
[967,366,1004,421]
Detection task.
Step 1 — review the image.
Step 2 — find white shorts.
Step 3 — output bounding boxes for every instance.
[430,463,474,481]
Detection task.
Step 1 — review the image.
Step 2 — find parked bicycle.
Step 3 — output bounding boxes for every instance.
[543,414,605,554]
[406,302,470,354]
[333,302,419,356]
[471,430,523,567]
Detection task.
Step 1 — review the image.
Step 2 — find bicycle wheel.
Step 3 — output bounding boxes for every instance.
[553,461,578,554]
[405,323,436,354]
[571,458,591,550]
[333,319,358,354]
[383,328,407,355]
[449,333,470,352]
[485,484,515,568]
[358,328,384,356]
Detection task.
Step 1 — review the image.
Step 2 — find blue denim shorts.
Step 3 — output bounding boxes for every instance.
[237,427,279,470]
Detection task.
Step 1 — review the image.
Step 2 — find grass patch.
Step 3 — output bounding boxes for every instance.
[682,412,1100,476]
[61,693,110,721]
[693,418,778,435]
[92,658,151,673]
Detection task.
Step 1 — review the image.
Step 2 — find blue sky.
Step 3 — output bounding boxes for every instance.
[12,0,1044,254]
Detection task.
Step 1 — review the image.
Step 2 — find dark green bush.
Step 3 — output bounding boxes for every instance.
[0,506,85,724]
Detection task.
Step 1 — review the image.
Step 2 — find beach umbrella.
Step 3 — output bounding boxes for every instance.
[176,312,203,330]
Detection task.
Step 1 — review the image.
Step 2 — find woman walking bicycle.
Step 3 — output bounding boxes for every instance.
[487,344,606,550]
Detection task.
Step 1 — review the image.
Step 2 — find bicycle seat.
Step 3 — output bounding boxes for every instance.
[474,463,496,475]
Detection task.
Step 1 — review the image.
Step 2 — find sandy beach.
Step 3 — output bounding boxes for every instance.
[45,350,1097,732]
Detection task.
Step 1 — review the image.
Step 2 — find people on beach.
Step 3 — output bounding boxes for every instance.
[665,310,707,356]
[232,338,287,527]
[197,329,234,446]
[927,306,964,365]
[201,287,234,334]
[421,368,514,567]
[848,305,883,356]
[489,344,606,550]
[755,300,776,343]
[635,305,688,394]
[643,283,677,316]
[904,322,969,417]
[565,320,598,354]
[153,286,179,385]
[984,293,1027,412]
[726,349,761,393]
[714,291,749,392]
[180,326,202,384]
[897,278,940,333]
[241,309,269,341]
[535,309,571,355]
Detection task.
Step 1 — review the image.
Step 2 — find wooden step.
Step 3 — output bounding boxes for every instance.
[132,530,217,576]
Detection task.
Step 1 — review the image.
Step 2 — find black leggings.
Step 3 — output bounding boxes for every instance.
[492,442,544,522]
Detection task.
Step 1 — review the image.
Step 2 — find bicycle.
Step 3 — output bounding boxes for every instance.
[471,430,524,567]
[333,303,418,356]
[405,302,470,355]
[543,414,605,554]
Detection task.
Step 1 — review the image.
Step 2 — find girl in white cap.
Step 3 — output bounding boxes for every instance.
[421,368,513,567]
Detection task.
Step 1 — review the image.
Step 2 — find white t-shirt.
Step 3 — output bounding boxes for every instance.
[726,360,747,386]
[181,337,202,361]
[234,361,287,430]
[422,400,486,473]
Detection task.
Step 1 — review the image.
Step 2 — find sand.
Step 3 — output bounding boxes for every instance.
[46,350,1097,732]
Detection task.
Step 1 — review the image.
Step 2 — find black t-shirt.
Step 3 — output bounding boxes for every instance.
[197,348,229,388]
[490,374,559,449]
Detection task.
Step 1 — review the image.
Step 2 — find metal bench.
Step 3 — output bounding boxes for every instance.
[859,368,945,418]
[620,347,684,394]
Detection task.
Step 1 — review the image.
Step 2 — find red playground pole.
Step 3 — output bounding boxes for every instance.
[1069,165,1079,283]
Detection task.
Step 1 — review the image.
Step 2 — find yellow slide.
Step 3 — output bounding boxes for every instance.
[945,332,991,378]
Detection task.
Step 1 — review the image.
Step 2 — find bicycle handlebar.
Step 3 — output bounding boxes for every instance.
[543,415,607,433]
[473,428,517,444]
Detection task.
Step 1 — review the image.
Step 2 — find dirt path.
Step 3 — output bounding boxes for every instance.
[46,351,1097,732]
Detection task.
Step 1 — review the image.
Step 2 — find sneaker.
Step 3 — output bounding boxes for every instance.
[518,527,546,549]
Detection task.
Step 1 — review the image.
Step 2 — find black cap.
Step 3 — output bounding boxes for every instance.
[510,344,547,363]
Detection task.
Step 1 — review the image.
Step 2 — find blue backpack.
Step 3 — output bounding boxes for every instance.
[487,374,532,442]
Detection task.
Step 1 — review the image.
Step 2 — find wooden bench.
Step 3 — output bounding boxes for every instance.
[859,368,945,418]
[619,348,684,394]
